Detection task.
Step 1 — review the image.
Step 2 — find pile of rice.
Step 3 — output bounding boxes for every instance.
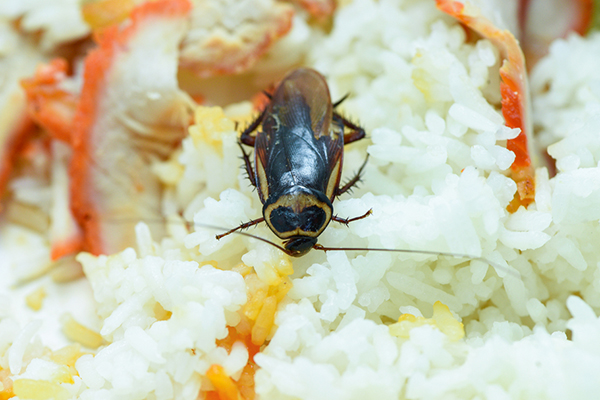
[2,0,600,399]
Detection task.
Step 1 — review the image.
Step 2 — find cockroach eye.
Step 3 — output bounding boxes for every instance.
[300,206,327,232]
[269,206,299,234]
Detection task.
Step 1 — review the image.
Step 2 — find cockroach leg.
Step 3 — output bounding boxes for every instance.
[238,141,257,187]
[332,93,350,108]
[331,208,372,226]
[336,154,369,196]
[215,217,265,240]
[333,112,366,144]
[240,108,267,147]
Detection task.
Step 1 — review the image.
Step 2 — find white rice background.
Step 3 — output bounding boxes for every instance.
[3,0,600,399]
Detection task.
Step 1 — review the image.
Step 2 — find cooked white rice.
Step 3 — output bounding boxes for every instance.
[2,0,600,399]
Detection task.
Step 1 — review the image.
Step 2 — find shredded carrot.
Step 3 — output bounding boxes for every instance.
[436,0,535,211]
[251,295,277,346]
[50,237,84,261]
[209,260,293,400]
[206,364,243,400]
[205,391,222,400]
[20,60,83,258]
[295,0,336,19]
[212,327,259,400]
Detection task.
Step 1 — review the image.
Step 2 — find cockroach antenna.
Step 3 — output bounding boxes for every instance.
[200,223,520,278]
[100,217,520,278]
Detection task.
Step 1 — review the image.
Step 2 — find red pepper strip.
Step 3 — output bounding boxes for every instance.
[20,60,86,259]
[436,0,535,211]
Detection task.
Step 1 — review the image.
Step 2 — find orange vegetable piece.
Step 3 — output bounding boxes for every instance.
[206,364,243,400]
[436,0,535,211]
[70,0,192,255]
[292,0,335,19]
[251,295,277,346]
[21,59,77,144]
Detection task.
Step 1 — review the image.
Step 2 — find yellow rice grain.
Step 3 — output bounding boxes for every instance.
[153,302,172,321]
[6,202,49,233]
[50,257,84,283]
[389,301,465,341]
[244,289,268,321]
[189,107,236,152]
[61,314,104,349]
[25,286,46,311]
[12,379,70,400]
[49,344,84,368]
[251,295,277,346]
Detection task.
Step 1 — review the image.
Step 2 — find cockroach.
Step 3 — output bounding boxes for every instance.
[215,68,371,257]
[211,68,515,277]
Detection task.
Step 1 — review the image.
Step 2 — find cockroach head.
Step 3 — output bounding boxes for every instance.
[283,236,318,257]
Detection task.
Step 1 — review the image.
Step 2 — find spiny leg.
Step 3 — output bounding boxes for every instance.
[238,141,256,188]
[335,154,369,196]
[334,111,366,144]
[215,217,265,240]
[238,107,268,186]
[333,93,349,108]
[240,108,267,147]
[332,208,373,226]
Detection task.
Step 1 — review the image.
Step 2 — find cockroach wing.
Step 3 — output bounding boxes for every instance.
[255,68,344,204]
[272,68,333,140]
[254,132,271,204]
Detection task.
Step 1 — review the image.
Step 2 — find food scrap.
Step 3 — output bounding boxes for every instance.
[69,0,194,255]
[437,0,536,210]
[389,301,465,342]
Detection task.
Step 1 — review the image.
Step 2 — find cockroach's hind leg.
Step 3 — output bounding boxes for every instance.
[335,154,369,196]
[332,208,373,226]
[333,111,366,144]
[238,141,257,187]
[240,108,267,147]
[215,217,265,240]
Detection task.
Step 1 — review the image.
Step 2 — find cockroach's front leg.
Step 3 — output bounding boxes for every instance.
[332,208,373,226]
[215,217,265,240]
